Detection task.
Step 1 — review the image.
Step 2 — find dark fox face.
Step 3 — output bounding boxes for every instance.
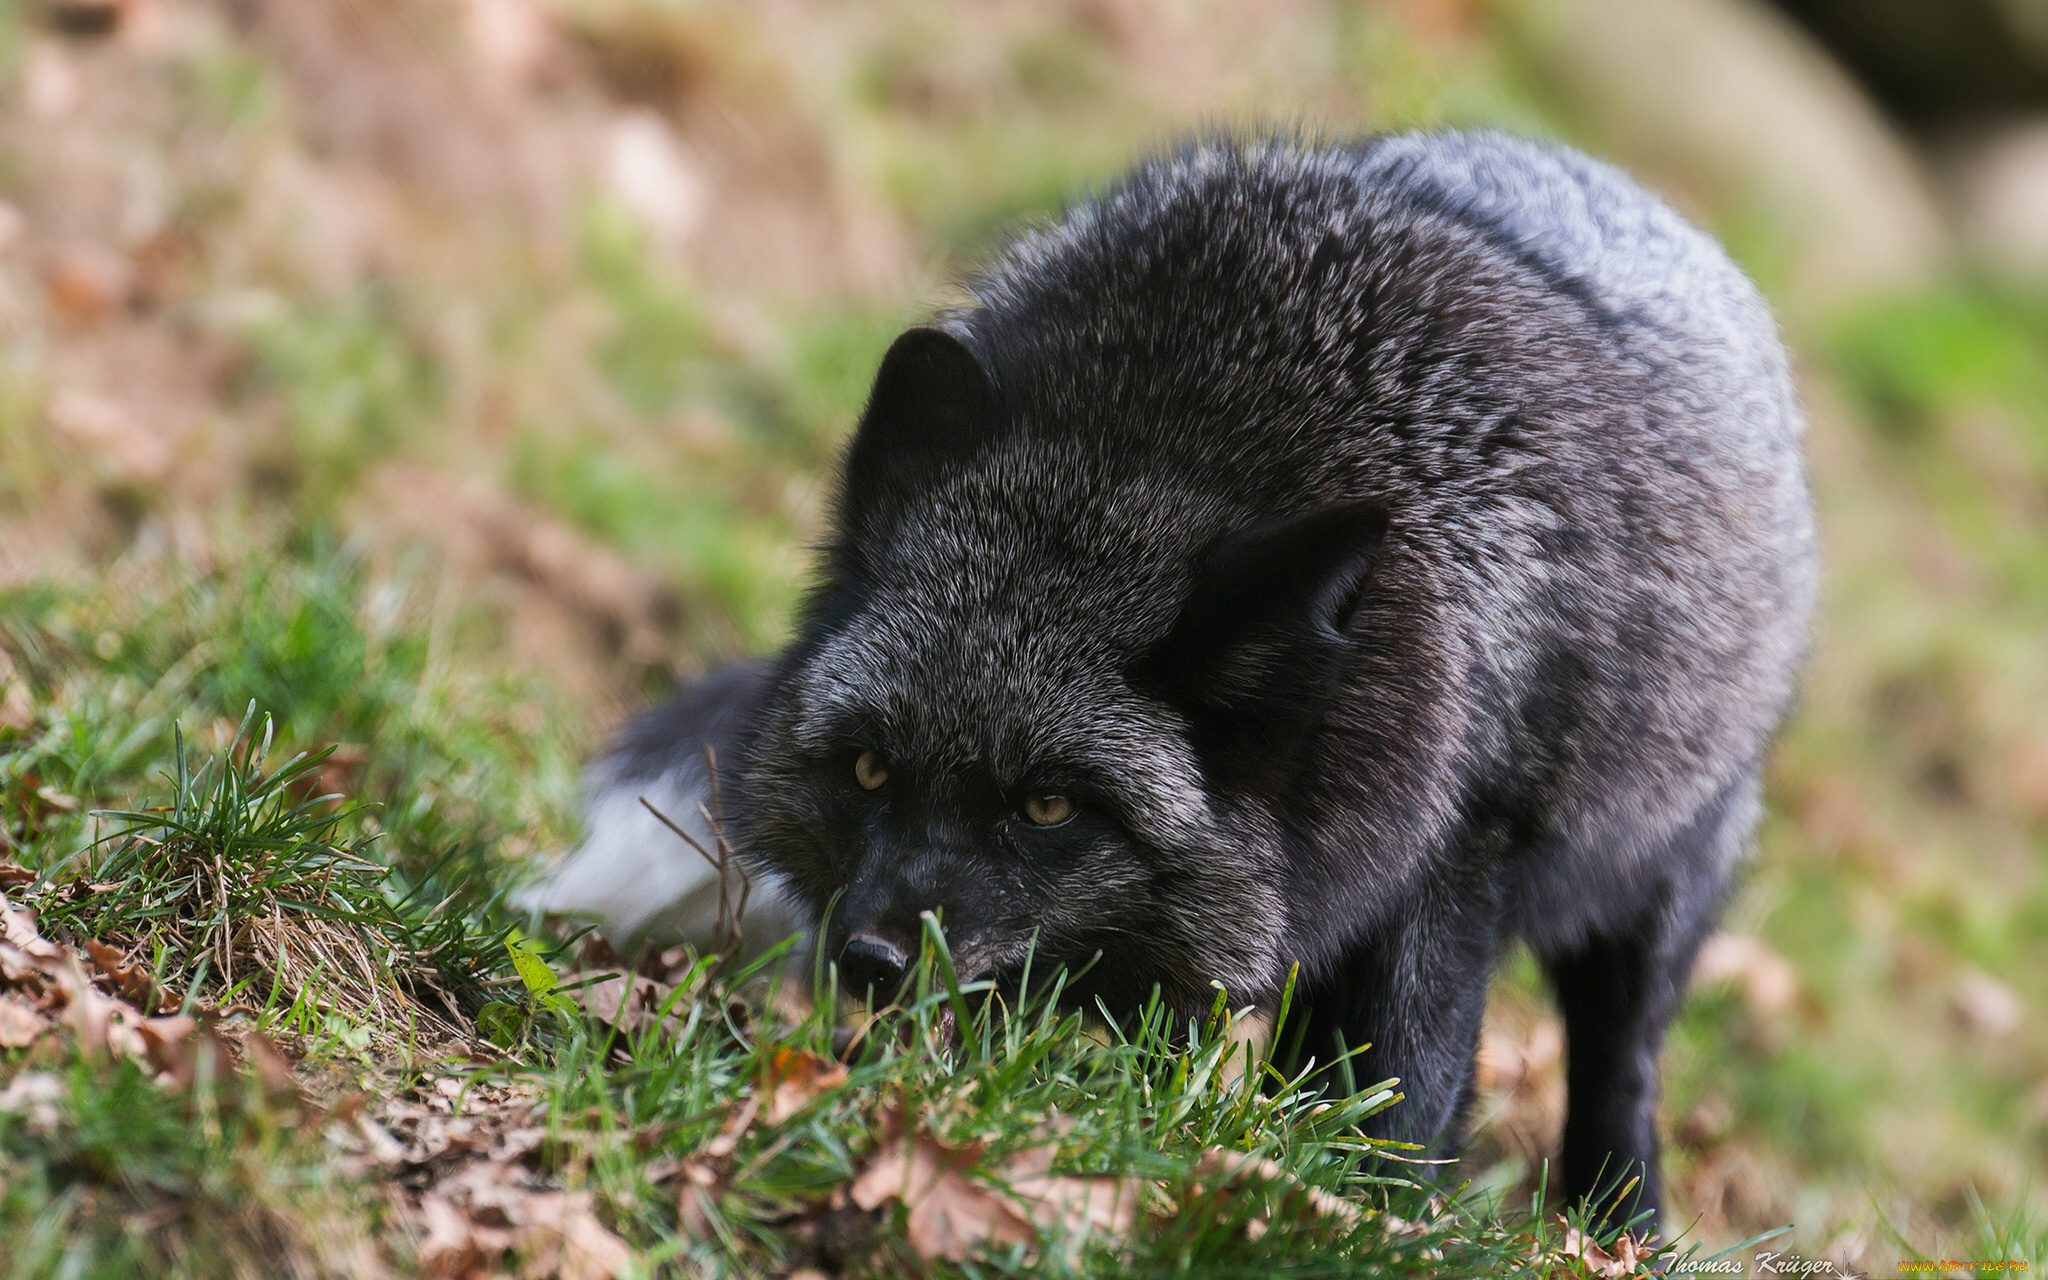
[734,326,1393,1017]
[761,719,1205,1009]
[742,638,1258,1013]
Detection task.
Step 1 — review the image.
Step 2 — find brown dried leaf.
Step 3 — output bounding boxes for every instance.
[0,890,62,960]
[1193,1149,1363,1226]
[136,1014,232,1089]
[0,992,48,1046]
[568,968,677,1037]
[518,1191,633,1280]
[415,1168,632,1280]
[287,743,369,809]
[0,648,32,732]
[675,1156,725,1238]
[1559,1222,1651,1277]
[1008,1169,1142,1242]
[355,1115,407,1166]
[0,862,34,888]
[417,1191,498,1279]
[762,1045,848,1125]
[46,954,152,1061]
[47,0,136,40]
[702,1092,760,1162]
[849,1105,1036,1263]
[85,939,164,1012]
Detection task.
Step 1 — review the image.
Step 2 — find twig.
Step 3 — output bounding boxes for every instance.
[638,750,750,966]
[701,744,750,959]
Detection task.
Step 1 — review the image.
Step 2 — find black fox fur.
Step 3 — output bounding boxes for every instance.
[537,131,1817,1226]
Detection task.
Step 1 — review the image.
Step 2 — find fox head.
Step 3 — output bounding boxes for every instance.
[733,325,1394,1014]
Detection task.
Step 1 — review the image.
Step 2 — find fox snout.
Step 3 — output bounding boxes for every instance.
[836,931,912,999]
[827,845,1020,1002]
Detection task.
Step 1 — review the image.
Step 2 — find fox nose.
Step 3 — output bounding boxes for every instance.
[839,932,910,1000]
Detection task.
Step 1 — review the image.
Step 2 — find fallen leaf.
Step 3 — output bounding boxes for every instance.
[354,1115,407,1166]
[518,1191,634,1280]
[136,1014,233,1090]
[414,1164,632,1280]
[1193,1149,1363,1227]
[46,0,135,38]
[0,890,62,960]
[417,1190,502,1278]
[0,648,33,731]
[762,1045,848,1125]
[850,1104,1035,1263]
[703,1091,759,1161]
[567,968,678,1037]
[43,252,128,326]
[674,1155,724,1238]
[1002,1152,1142,1243]
[1559,1221,1650,1277]
[85,939,166,1012]
[287,743,369,809]
[40,951,152,1061]
[0,992,47,1046]
[0,862,34,888]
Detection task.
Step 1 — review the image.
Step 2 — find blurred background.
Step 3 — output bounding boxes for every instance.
[0,0,2043,1266]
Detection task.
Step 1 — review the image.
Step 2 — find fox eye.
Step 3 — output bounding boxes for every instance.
[1021,794,1073,826]
[854,750,890,790]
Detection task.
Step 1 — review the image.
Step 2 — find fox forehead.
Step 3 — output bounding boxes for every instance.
[785,613,1217,848]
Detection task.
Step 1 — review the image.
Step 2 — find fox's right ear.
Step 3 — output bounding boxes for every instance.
[841,327,997,515]
[1133,502,1390,785]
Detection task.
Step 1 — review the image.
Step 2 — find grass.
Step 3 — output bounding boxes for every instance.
[0,664,1585,1277]
[0,716,1638,1280]
[0,560,1594,1277]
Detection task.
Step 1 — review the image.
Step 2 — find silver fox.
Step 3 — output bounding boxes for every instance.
[529,131,1817,1227]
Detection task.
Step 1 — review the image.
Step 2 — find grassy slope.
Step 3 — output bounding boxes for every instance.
[1,0,2046,1274]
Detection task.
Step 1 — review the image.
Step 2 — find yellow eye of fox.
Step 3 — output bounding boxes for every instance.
[1022,794,1073,826]
[855,750,889,790]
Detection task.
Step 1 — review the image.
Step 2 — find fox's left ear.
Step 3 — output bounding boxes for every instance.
[1133,502,1390,774]
[841,327,997,517]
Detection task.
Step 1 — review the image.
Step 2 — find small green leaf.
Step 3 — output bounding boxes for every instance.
[477,1001,523,1049]
[505,930,559,998]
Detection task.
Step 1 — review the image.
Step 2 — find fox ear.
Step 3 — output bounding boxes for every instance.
[841,327,996,514]
[1134,502,1390,772]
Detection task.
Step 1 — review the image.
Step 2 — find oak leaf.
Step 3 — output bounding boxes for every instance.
[850,1104,1142,1262]
[850,1113,1035,1262]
